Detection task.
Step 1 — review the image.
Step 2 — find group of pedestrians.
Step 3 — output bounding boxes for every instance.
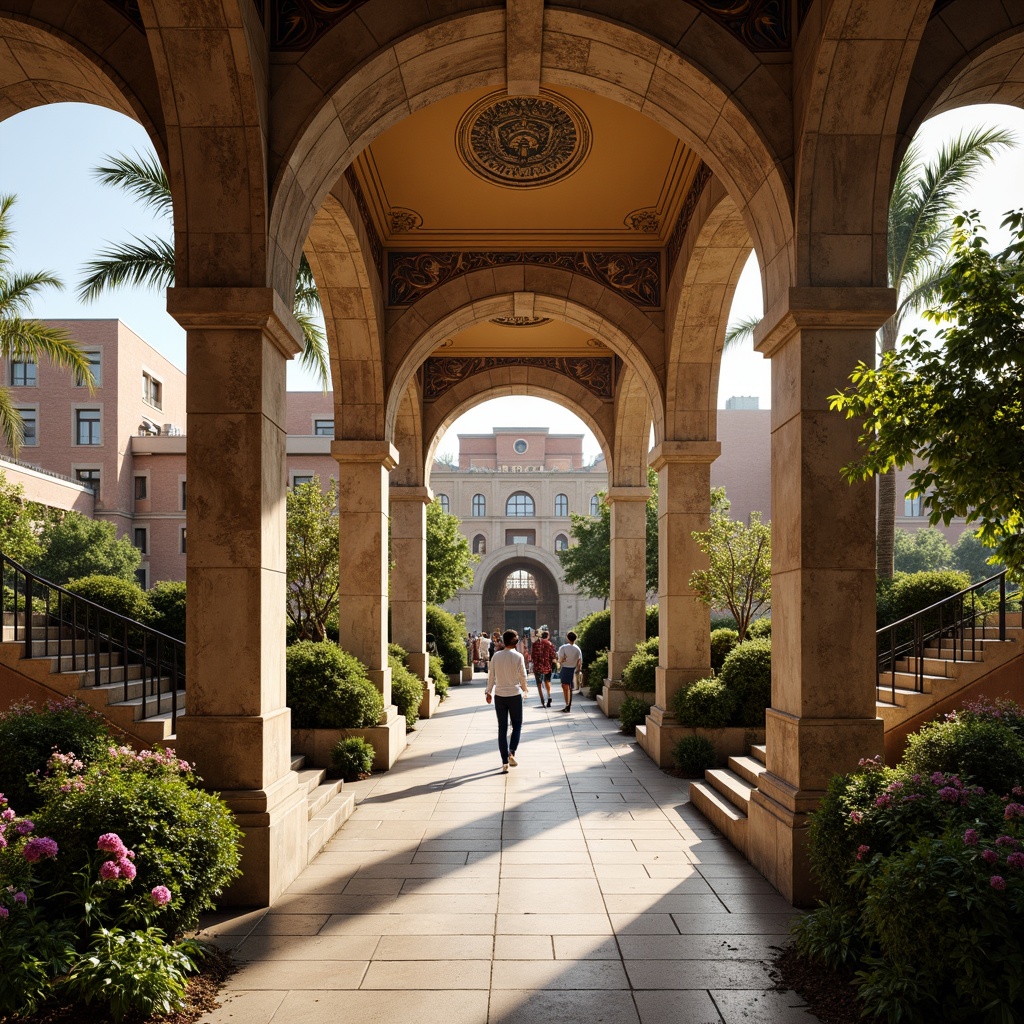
[484,628,583,773]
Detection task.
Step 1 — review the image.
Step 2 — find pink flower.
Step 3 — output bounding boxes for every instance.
[0,907,8,920]
[97,833,127,856]
[1007,853,1024,870]
[938,787,960,803]
[22,837,58,863]
[963,829,980,846]
[116,857,136,881]
[875,795,891,809]
[1004,803,1024,820]
[991,876,1007,890]
[856,844,871,861]
[996,836,1020,848]
[150,886,172,907]
[849,811,863,824]
[99,860,120,881]
[983,849,999,864]
[14,820,34,835]
[1,809,13,821]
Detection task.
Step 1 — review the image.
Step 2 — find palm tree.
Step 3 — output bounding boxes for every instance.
[722,126,1016,578]
[78,152,330,390]
[0,195,94,454]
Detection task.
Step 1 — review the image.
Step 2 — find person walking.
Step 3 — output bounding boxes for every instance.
[530,628,556,708]
[485,628,529,772]
[557,630,583,712]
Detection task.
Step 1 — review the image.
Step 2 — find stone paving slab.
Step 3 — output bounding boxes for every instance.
[197,672,817,1023]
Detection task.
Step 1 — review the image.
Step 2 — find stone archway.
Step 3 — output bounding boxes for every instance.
[481,559,561,638]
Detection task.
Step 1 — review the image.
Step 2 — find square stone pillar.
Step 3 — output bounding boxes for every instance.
[606,486,649,684]
[748,287,894,905]
[639,441,720,767]
[389,485,431,679]
[167,286,307,908]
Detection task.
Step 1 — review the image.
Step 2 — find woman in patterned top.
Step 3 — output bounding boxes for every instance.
[530,629,556,708]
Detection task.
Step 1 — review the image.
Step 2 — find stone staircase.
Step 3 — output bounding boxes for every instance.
[291,754,357,861]
[689,744,767,856]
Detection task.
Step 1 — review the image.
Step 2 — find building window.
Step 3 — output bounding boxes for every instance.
[505,530,535,546]
[142,371,162,410]
[134,567,148,589]
[473,534,486,555]
[314,418,334,436]
[180,527,187,554]
[16,408,37,446]
[905,494,925,517]
[11,359,36,387]
[76,350,102,387]
[134,475,148,500]
[75,408,101,445]
[513,439,528,454]
[554,493,568,517]
[555,534,568,551]
[505,569,535,591]
[506,491,535,516]
[133,527,148,554]
[590,494,601,516]
[75,468,100,495]
[437,494,450,514]
[472,493,486,517]
[180,480,187,511]
[292,474,314,489]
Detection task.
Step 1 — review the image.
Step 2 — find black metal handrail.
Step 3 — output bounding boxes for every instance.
[0,552,185,733]
[876,570,1013,705]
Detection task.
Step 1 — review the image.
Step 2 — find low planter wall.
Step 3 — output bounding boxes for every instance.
[461,665,473,682]
[598,684,654,719]
[293,713,407,772]
[672,726,766,764]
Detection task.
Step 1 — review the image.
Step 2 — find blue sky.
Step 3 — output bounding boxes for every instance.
[2,102,1022,463]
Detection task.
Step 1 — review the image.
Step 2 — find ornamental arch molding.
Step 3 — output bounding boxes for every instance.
[267,8,795,307]
[467,545,570,603]
[390,375,424,489]
[612,365,653,489]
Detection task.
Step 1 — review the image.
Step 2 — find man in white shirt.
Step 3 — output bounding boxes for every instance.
[485,628,529,772]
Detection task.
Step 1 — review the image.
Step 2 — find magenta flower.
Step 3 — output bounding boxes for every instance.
[991,876,1007,890]
[0,907,8,920]
[1007,852,1024,870]
[963,829,980,847]
[849,811,863,824]
[856,844,871,861]
[1004,803,1024,820]
[938,787,960,803]
[22,837,58,863]
[1,809,13,821]
[982,849,999,864]
[13,892,27,905]
[996,836,1020,848]
[14,820,34,836]
[875,795,891,809]
[99,860,120,881]
[116,857,137,881]
[97,833,127,856]
[150,885,172,907]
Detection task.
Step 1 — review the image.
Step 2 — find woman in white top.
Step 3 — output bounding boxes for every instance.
[485,628,529,772]
[557,631,583,713]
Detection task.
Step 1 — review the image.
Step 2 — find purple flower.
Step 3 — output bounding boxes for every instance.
[99,860,120,881]
[849,811,863,824]
[931,772,946,785]
[938,787,960,803]
[1007,853,1024,870]
[150,886,172,907]
[991,876,1007,890]
[996,836,1020,848]
[983,849,999,864]
[963,829,980,847]
[116,857,136,881]
[0,809,13,821]
[875,795,891,809]
[22,837,58,863]
[1004,803,1024,820]
[97,833,127,856]
[856,844,871,861]
[14,820,34,836]
[0,907,8,920]
[13,892,27,905]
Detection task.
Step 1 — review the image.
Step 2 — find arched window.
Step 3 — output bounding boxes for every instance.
[554,493,568,517]
[438,493,450,514]
[473,534,487,555]
[555,534,568,551]
[472,493,486,517]
[505,569,536,592]
[506,491,535,516]
[590,494,600,516]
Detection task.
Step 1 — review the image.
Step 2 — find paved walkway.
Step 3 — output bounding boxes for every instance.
[198,675,819,1024]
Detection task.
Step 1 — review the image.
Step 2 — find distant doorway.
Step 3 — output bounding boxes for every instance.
[482,562,559,636]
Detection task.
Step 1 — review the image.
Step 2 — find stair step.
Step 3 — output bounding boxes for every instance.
[296,767,327,797]
[750,744,766,765]
[306,786,356,862]
[706,768,755,813]
[728,754,767,787]
[891,657,965,677]
[876,671,949,693]
[689,780,748,856]
[875,685,934,707]
[109,689,186,720]
[307,777,343,819]
[290,754,306,772]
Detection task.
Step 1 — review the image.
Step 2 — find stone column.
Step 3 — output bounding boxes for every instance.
[638,441,720,767]
[747,288,893,905]
[606,486,649,683]
[167,286,307,907]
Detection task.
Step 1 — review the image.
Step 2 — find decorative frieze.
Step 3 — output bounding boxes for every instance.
[423,356,614,401]
[666,162,713,279]
[343,168,384,281]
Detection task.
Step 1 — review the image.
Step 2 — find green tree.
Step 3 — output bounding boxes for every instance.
[77,152,329,389]
[953,529,1005,584]
[689,503,771,642]
[31,512,141,585]
[425,496,476,604]
[831,210,1024,572]
[558,493,611,603]
[0,195,94,452]
[286,477,339,640]
[0,469,46,564]
[644,466,659,597]
[893,527,954,574]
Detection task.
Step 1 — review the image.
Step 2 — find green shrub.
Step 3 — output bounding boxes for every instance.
[672,678,735,729]
[586,650,609,697]
[645,604,659,638]
[32,746,242,935]
[710,627,739,670]
[429,654,449,700]
[426,604,467,673]
[148,580,186,641]
[0,698,111,813]
[618,696,651,736]
[791,902,861,971]
[286,640,383,729]
[747,617,771,639]
[711,613,738,631]
[64,574,153,624]
[389,655,423,730]
[877,569,971,630]
[622,649,657,694]
[574,609,610,671]
[331,736,375,781]
[718,638,772,727]
[671,734,717,777]
[901,715,1024,793]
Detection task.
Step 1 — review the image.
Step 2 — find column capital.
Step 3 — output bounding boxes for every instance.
[755,286,897,358]
[389,484,433,504]
[166,286,303,359]
[605,485,650,504]
[331,440,399,471]
[649,440,721,471]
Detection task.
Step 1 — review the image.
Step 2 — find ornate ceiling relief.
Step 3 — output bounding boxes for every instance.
[456,91,592,189]
[342,167,384,280]
[490,317,552,327]
[692,0,789,50]
[271,0,369,48]
[625,209,660,233]
[388,209,423,233]
[666,162,713,278]
[389,251,660,308]
[422,357,614,401]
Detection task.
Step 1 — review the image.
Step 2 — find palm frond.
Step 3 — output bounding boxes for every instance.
[295,254,322,315]
[0,270,65,320]
[0,385,26,455]
[292,309,331,392]
[0,194,18,270]
[77,236,176,301]
[0,318,95,387]
[724,315,762,351]
[92,152,172,219]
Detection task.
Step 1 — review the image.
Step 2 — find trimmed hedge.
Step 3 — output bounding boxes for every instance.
[622,645,657,694]
[672,734,717,777]
[672,678,735,729]
[619,696,651,736]
[429,654,449,700]
[64,574,152,624]
[388,654,423,730]
[719,638,772,728]
[426,604,468,674]
[148,580,186,641]
[575,609,610,672]
[877,569,971,629]
[587,650,609,698]
[331,736,375,781]
[710,628,739,670]
[286,640,384,728]
[747,617,772,639]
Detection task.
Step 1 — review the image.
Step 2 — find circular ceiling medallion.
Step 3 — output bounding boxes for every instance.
[457,90,592,189]
[490,316,552,328]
